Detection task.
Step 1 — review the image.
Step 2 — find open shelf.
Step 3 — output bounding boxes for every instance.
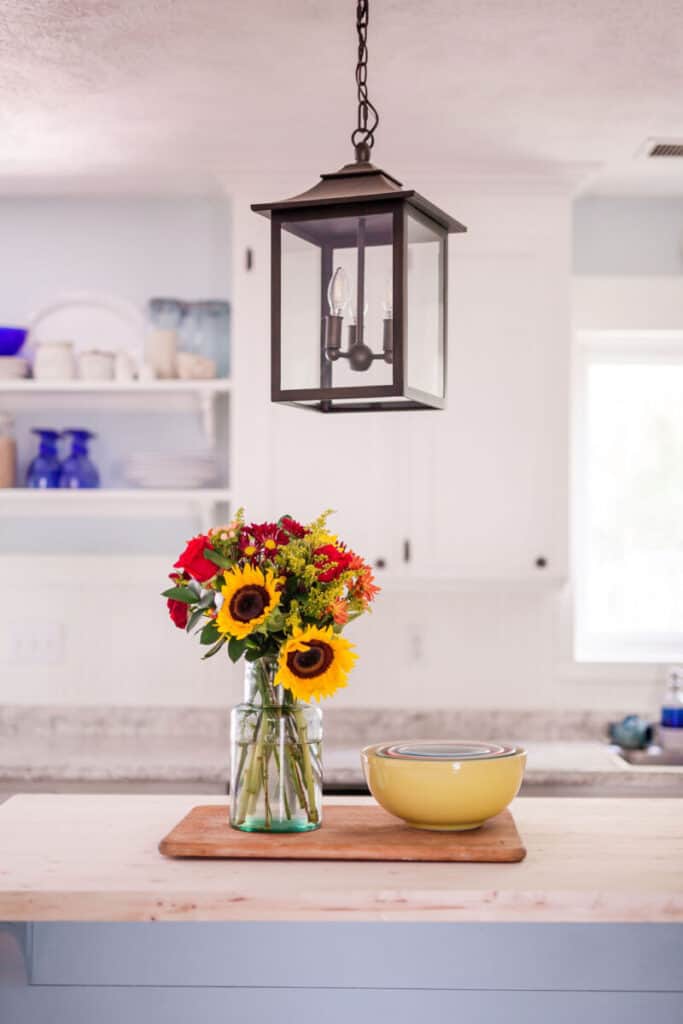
[0,487,230,501]
[0,378,232,441]
[0,379,231,394]
[0,488,231,529]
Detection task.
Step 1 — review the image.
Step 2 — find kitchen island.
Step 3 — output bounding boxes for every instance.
[1,795,681,1023]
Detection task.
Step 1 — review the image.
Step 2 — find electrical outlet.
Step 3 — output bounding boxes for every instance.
[407,627,423,663]
[2,621,66,665]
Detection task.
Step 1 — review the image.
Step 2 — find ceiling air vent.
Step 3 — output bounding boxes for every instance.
[648,142,683,158]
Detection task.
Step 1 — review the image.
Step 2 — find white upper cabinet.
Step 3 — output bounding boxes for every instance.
[406,193,571,581]
[231,190,571,582]
[231,194,404,570]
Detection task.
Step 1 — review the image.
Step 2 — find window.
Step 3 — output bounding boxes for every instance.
[574,331,683,662]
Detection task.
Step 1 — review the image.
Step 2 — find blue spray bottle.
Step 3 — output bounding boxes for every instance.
[26,429,62,488]
[59,429,100,489]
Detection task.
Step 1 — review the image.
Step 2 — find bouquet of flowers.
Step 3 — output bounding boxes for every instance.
[162,509,379,832]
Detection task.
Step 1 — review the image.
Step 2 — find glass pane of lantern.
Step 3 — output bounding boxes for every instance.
[406,210,445,399]
[280,227,321,392]
[280,212,394,395]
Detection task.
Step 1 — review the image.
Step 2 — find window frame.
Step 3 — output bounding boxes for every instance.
[573,329,683,663]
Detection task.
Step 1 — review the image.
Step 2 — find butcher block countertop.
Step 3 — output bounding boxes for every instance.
[0,795,681,924]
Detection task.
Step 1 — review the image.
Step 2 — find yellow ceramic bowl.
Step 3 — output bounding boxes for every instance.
[361,740,526,831]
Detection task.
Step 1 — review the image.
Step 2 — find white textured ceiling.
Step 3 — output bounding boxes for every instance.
[1,0,682,196]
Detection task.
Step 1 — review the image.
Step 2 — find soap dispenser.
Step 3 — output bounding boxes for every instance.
[660,668,683,751]
[26,428,61,488]
[59,429,100,489]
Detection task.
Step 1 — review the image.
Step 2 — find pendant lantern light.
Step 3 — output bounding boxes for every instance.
[252,0,466,411]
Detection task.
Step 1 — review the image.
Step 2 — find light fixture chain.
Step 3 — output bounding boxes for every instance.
[351,0,379,155]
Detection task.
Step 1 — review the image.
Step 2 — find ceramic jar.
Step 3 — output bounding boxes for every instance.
[0,413,16,488]
[33,341,76,380]
[145,329,177,379]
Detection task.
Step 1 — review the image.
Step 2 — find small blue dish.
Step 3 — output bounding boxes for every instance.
[607,715,653,750]
[0,327,28,356]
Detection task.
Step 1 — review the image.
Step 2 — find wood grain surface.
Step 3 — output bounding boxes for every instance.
[2,796,682,922]
[158,803,526,862]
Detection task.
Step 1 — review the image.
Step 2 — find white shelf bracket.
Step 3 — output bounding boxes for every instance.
[198,392,217,444]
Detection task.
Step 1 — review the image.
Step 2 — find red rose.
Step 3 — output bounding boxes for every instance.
[313,544,353,583]
[173,535,217,582]
[167,598,189,629]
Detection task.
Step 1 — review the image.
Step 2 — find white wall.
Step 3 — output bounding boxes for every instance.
[0,196,231,322]
[0,555,661,712]
[573,198,683,276]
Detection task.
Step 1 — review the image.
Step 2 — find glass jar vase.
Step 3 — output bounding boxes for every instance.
[230,657,322,833]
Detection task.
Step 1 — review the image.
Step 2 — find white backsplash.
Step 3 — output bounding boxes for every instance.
[0,556,661,712]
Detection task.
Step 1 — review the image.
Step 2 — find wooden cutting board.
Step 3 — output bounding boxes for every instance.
[159,804,526,862]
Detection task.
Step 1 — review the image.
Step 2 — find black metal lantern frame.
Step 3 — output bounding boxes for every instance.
[252,0,466,412]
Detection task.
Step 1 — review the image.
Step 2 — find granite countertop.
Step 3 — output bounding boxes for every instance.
[1,706,682,796]
[1,794,682,922]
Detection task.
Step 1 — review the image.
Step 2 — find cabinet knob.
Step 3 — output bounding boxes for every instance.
[375,557,387,569]
[535,556,548,569]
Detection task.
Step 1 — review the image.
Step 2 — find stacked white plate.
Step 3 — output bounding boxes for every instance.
[123,452,219,489]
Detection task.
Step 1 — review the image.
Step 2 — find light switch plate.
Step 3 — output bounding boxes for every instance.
[1,621,66,665]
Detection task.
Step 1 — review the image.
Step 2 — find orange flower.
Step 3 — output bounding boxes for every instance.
[328,597,350,625]
[353,567,381,605]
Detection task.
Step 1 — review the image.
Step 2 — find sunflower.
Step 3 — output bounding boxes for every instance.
[276,625,357,701]
[216,564,281,639]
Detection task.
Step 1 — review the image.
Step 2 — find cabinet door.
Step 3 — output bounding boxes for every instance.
[409,242,569,581]
[231,195,406,573]
[269,403,405,573]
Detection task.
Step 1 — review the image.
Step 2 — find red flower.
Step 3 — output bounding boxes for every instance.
[240,522,290,557]
[280,516,307,538]
[313,544,353,582]
[173,535,217,582]
[167,598,189,629]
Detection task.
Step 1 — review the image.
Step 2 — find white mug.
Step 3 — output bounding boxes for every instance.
[33,341,76,380]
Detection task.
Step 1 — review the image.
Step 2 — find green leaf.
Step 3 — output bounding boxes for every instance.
[227,636,247,663]
[203,548,234,570]
[244,647,263,662]
[200,621,220,645]
[284,575,301,596]
[197,591,216,610]
[185,607,207,633]
[202,636,227,660]
[161,586,197,604]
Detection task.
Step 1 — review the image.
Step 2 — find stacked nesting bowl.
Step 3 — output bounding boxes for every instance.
[362,740,526,831]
